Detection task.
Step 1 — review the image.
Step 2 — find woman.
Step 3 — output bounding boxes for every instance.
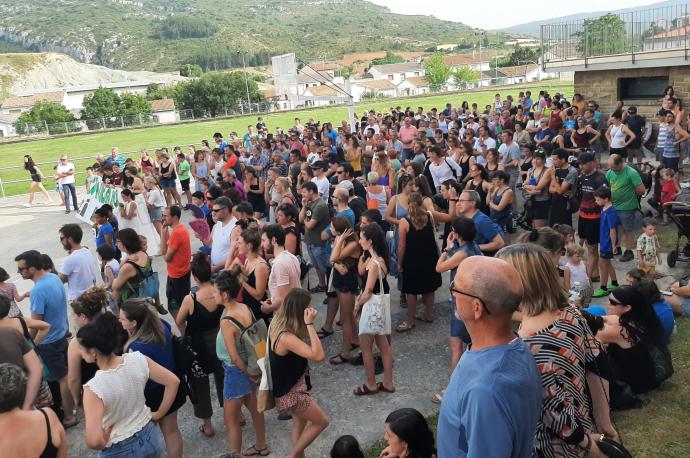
[366,171,390,222]
[79,313,179,457]
[235,228,270,323]
[385,174,414,307]
[520,144,535,183]
[372,151,396,189]
[111,228,158,311]
[23,155,52,207]
[0,363,67,458]
[244,166,266,220]
[215,269,269,457]
[192,150,209,193]
[175,253,224,438]
[464,163,491,215]
[269,288,330,458]
[379,408,436,458]
[118,189,140,230]
[124,167,145,194]
[571,116,601,151]
[277,203,301,256]
[454,140,476,183]
[523,150,551,228]
[484,148,501,173]
[488,170,515,240]
[497,244,614,457]
[328,217,361,365]
[344,136,363,177]
[264,167,282,223]
[0,295,50,344]
[210,148,225,180]
[513,121,532,148]
[159,152,181,206]
[270,176,296,225]
[144,177,165,236]
[66,288,106,411]
[396,192,442,332]
[140,149,156,176]
[606,110,636,158]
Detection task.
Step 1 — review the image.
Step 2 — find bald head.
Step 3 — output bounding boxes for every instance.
[454,256,523,315]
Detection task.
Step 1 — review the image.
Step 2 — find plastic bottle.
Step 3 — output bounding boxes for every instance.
[568,281,582,308]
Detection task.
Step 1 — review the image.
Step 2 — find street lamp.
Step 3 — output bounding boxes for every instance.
[237,51,252,113]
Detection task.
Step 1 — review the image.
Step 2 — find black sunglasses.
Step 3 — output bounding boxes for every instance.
[449,285,491,315]
[211,207,227,213]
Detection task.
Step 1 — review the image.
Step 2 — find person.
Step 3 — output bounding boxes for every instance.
[111,228,160,308]
[199,196,237,274]
[463,163,491,215]
[487,170,514,240]
[659,168,680,224]
[636,218,662,277]
[244,166,266,220]
[606,154,645,262]
[365,172,390,220]
[565,244,593,306]
[498,130,521,191]
[593,187,620,298]
[660,111,690,171]
[56,155,78,213]
[160,205,191,318]
[235,228,270,323]
[214,268,269,457]
[606,109,636,161]
[261,224,301,315]
[120,299,186,458]
[191,150,209,193]
[143,177,166,236]
[159,152,181,206]
[330,435,363,458]
[276,203,301,256]
[176,152,192,205]
[15,250,76,427]
[0,363,67,457]
[0,267,28,318]
[269,288,330,458]
[79,313,178,457]
[571,116,601,151]
[523,150,551,228]
[396,192,442,332]
[140,149,157,176]
[310,160,331,201]
[175,253,224,438]
[23,155,53,207]
[497,244,613,457]
[438,256,542,458]
[380,408,436,458]
[299,182,331,293]
[457,190,505,256]
[548,148,578,226]
[426,145,462,191]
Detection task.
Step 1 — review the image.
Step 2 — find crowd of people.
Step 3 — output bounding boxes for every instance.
[2,85,689,457]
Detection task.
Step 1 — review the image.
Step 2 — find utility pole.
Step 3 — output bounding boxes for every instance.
[478,31,484,87]
[238,51,252,113]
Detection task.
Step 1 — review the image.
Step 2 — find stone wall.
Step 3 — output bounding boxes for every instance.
[574,65,690,120]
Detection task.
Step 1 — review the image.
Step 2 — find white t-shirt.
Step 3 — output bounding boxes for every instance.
[59,247,98,300]
[57,162,76,185]
[428,157,463,189]
[145,189,165,209]
[311,176,330,201]
[474,137,496,155]
[211,217,237,267]
[103,258,121,283]
[268,250,301,301]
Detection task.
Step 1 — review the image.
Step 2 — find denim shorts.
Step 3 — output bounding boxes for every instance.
[159,178,176,189]
[680,297,690,317]
[98,422,164,458]
[223,363,252,400]
[617,210,642,233]
[306,243,330,274]
[37,336,68,382]
[449,302,471,344]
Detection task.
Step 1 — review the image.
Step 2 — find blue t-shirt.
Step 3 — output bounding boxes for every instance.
[96,222,115,250]
[30,273,68,344]
[447,241,482,282]
[472,211,499,246]
[438,338,542,458]
[325,208,356,237]
[536,128,554,141]
[599,205,619,254]
[523,97,534,111]
[130,320,174,393]
[653,300,675,345]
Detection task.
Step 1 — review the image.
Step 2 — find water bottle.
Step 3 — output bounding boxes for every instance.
[568,281,582,308]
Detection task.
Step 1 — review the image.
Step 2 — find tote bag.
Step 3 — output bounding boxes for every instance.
[257,325,275,413]
[358,259,391,336]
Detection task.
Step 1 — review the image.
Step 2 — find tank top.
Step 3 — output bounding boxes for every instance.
[367,188,388,217]
[283,225,302,256]
[216,309,249,366]
[38,409,58,458]
[490,188,512,220]
[141,158,154,172]
[528,167,550,201]
[195,162,208,179]
[160,162,176,179]
[242,261,270,323]
[610,125,627,148]
[565,261,589,288]
[458,155,471,179]
[394,198,409,220]
[270,331,308,398]
[571,128,594,149]
[467,180,490,215]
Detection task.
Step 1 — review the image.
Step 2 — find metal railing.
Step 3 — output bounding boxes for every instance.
[541,3,690,64]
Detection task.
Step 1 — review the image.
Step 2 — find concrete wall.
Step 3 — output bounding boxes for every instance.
[574,65,690,119]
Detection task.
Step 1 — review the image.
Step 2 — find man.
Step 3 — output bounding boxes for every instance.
[499,109,514,132]
[497,131,521,191]
[160,205,191,318]
[15,250,76,426]
[57,224,98,301]
[222,169,246,199]
[249,145,270,181]
[389,129,404,156]
[399,117,419,161]
[575,152,609,283]
[271,151,289,177]
[606,153,645,262]
[473,126,496,163]
[213,132,228,153]
[299,182,331,292]
[104,147,126,169]
[548,149,578,226]
[331,187,355,226]
[523,90,534,112]
[426,145,462,190]
[261,224,301,314]
[622,106,645,163]
[438,256,541,458]
[337,163,366,200]
[243,125,259,151]
[310,160,331,201]
[338,180,366,224]
[56,155,78,213]
[199,196,236,273]
[457,190,505,255]
[411,140,427,166]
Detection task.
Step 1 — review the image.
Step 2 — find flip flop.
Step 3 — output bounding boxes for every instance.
[242,444,270,456]
[316,327,333,338]
[353,384,379,396]
[395,321,415,333]
[62,417,79,429]
[377,382,396,393]
[414,313,434,323]
[431,388,446,404]
[329,353,349,365]
[199,424,215,437]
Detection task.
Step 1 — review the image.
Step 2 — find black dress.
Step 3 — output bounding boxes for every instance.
[401,216,442,295]
[247,179,266,213]
[242,261,271,324]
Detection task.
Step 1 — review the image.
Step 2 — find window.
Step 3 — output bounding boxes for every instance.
[387,74,394,80]
[414,72,420,77]
[619,76,668,100]
[400,73,406,80]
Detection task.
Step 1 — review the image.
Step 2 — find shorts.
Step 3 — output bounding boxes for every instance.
[31,174,41,183]
[627,147,642,159]
[275,375,312,415]
[332,266,359,294]
[662,156,680,171]
[617,209,642,233]
[223,363,252,400]
[578,216,600,246]
[147,207,162,222]
[531,199,551,220]
[449,304,471,344]
[610,147,628,158]
[306,243,330,274]
[166,271,191,311]
[160,178,176,189]
[37,336,68,382]
[97,422,165,458]
[600,250,613,260]
[180,178,190,191]
[679,296,690,317]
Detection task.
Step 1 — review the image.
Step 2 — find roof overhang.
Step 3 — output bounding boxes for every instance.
[544,48,690,72]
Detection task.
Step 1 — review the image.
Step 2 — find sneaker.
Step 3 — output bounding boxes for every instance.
[592,287,609,298]
[619,250,634,262]
[22,203,31,208]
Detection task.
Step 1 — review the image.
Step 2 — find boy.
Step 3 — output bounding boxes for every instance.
[636,218,662,277]
[176,152,192,205]
[191,191,210,218]
[593,186,619,297]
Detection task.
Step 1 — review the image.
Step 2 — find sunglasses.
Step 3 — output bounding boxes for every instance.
[211,207,227,213]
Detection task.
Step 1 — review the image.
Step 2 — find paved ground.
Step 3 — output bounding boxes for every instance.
[0,189,687,457]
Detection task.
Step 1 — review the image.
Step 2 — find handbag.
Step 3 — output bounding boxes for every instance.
[358,259,391,336]
[597,436,634,458]
[257,327,275,413]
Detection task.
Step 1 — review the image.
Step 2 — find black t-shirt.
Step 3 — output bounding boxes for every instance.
[576,171,609,218]
[625,115,646,148]
[349,196,366,224]
[352,179,367,201]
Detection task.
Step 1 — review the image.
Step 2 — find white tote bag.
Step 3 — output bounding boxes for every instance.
[358,259,391,336]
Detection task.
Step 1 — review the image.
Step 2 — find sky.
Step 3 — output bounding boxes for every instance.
[368,0,662,30]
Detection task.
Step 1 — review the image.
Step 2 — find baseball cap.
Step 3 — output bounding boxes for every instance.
[339,180,354,192]
[627,106,637,113]
[312,160,328,171]
[579,152,596,164]
[657,109,669,117]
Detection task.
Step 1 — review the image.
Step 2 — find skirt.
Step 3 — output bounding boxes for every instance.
[275,376,312,415]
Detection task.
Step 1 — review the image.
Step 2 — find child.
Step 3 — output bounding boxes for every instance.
[0,267,28,317]
[330,435,363,458]
[636,218,662,277]
[553,223,575,269]
[84,167,98,192]
[192,191,210,218]
[53,165,65,205]
[177,152,193,204]
[96,244,120,312]
[564,243,593,306]
[659,168,680,224]
[593,186,619,297]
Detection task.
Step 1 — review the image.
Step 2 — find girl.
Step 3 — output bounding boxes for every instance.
[23,154,52,207]
[244,166,266,220]
[95,245,119,310]
[463,164,490,216]
[380,408,436,458]
[159,153,181,206]
[235,228,270,324]
[118,189,138,230]
[192,150,209,193]
[564,243,593,307]
[0,267,28,317]
[144,177,165,236]
[660,168,680,224]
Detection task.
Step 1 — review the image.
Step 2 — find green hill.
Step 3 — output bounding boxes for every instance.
[0,0,476,72]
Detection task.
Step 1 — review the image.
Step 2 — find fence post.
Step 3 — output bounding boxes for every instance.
[44,120,49,135]
[139,113,143,125]
[0,177,4,198]
[190,110,194,120]
[121,117,125,128]
[24,123,29,135]
[224,107,228,117]
[101,118,106,129]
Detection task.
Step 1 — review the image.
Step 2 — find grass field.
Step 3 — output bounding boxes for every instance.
[0,81,572,197]
[364,319,690,458]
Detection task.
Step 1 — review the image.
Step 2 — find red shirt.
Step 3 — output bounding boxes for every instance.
[167,224,191,278]
[661,181,677,205]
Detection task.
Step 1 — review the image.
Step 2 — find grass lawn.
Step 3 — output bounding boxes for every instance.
[364,319,690,458]
[0,81,572,197]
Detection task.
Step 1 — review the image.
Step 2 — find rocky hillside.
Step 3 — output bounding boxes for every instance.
[0,0,476,72]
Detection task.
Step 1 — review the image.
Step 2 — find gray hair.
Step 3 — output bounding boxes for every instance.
[223,169,236,178]
[462,190,481,207]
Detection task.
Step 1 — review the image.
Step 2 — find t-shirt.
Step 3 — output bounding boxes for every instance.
[0,327,31,368]
[523,97,534,111]
[498,142,521,176]
[304,199,330,246]
[653,300,675,345]
[606,166,642,211]
[211,217,236,267]
[472,210,500,247]
[311,176,330,201]
[599,205,619,254]
[268,250,301,301]
[56,162,76,185]
[178,161,191,181]
[59,247,98,300]
[438,338,542,458]
[625,115,646,148]
[30,273,68,344]
[473,137,496,155]
[636,233,659,265]
[428,157,462,189]
[167,224,191,278]
[146,189,166,210]
[96,222,116,250]
[576,171,608,219]
[536,128,554,142]
[398,125,418,147]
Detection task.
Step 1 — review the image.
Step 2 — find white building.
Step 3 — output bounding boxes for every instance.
[366,63,425,85]
[0,91,67,117]
[0,114,17,137]
[442,54,490,72]
[351,79,398,101]
[150,99,177,124]
[396,77,430,97]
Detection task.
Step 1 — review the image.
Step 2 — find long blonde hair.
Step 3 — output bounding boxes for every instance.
[120,298,166,351]
[495,244,567,316]
[407,191,429,230]
[269,288,310,344]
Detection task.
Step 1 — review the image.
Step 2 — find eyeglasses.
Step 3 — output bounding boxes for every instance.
[450,285,491,315]
[336,171,345,174]
[211,207,227,213]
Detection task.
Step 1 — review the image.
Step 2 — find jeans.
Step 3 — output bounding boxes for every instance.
[62,183,78,211]
[97,422,165,458]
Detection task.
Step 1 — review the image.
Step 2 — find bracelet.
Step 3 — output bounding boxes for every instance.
[306,323,315,327]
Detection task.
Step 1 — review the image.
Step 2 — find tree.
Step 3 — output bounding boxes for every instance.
[14,101,75,134]
[146,83,163,100]
[179,64,202,77]
[160,16,217,39]
[503,44,540,66]
[172,72,264,116]
[81,87,121,119]
[371,51,404,66]
[423,52,451,92]
[452,66,480,89]
[575,13,626,57]
[118,93,152,117]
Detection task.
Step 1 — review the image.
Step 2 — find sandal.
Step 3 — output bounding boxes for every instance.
[199,424,215,438]
[62,416,79,429]
[414,313,433,323]
[353,384,379,396]
[329,353,349,365]
[242,445,270,456]
[350,343,360,351]
[377,382,396,393]
[395,321,415,333]
[431,388,446,404]
[399,295,407,308]
[316,328,334,338]
[309,285,327,293]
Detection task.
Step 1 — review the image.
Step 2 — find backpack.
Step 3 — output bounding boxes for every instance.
[125,258,161,306]
[223,312,268,378]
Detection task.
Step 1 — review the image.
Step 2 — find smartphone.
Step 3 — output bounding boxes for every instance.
[660,290,673,296]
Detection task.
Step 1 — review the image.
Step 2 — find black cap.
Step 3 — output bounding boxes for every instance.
[627,106,637,113]
[657,109,669,117]
[312,160,328,170]
[579,152,596,164]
